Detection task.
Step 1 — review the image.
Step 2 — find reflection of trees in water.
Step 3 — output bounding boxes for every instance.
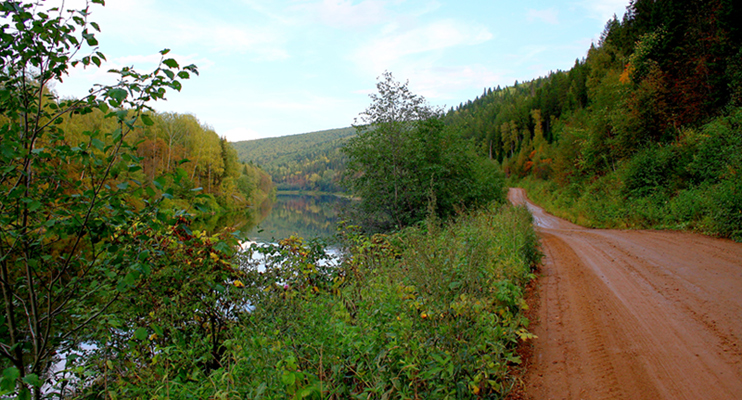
[251,195,349,242]
[193,195,349,242]
[193,196,274,238]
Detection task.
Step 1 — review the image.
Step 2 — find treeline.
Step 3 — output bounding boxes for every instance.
[232,127,355,192]
[56,109,274,213]
[446,0,742,239]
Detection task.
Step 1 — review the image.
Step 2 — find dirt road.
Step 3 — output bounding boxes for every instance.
[508,188,742,400]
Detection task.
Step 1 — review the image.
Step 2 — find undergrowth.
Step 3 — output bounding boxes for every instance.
[517,107,742,241]
[108,204,540,399]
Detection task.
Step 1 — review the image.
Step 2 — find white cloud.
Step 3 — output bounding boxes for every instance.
[412,65,503,100]
[238,0,297,25]
[354,20,493,73]
[306,0,388,29]
[412,1,444,17]
[206,25,290,61]
[88,0,291,62]
[527,8,559,25]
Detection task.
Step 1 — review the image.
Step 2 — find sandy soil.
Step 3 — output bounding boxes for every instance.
[508,188,742,400]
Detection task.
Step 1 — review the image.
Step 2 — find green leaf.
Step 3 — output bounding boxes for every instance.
[160,48,171,55]
[117,182,129,190]
[140,114,154,126]
[1,367,20,393]
[214,241,233,255]
[91,138,106,151]
[108,88,127,103]
[153,177,166,190]
[152,324,164,337]
[123,272,137,287]
[28,200,41,212]
[83,33,98,46]
[162,58,179,69]
[21,374,41,388]
[134,327,148,341]
[281,371,296,386]
[115,109,129,121]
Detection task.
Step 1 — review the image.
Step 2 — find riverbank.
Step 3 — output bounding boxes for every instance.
[275,189,359,200]
[105,202,540,398]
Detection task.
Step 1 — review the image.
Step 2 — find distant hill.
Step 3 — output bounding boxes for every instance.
[231,127,356,193]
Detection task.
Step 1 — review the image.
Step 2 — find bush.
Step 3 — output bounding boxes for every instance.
[343,73,505,232]
[709,179,742,241]
[114,204,540,398]
[622,144,676,198]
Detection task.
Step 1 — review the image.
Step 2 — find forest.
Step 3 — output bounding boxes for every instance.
[57,109,274,214]
[232,127,355,193]
[445,0,742,240]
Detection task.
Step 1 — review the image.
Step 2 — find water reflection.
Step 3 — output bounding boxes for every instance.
[249,194,349,243]
[193,194,349,243]
[193,196,273,238]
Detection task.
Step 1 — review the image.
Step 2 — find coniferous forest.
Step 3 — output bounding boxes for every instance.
[445,0,742,240]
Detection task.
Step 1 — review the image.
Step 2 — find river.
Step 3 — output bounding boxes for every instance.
[195,193,350,244]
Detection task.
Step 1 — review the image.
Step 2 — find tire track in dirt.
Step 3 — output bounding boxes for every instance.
[509,188,742,400]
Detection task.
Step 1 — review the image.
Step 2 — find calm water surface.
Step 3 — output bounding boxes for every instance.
[249,194,349,243]
[196,194,349,244]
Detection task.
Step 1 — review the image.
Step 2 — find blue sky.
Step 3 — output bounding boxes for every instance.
[53,0,629,142]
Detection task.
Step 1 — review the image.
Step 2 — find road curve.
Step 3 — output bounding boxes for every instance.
[508,188,742,400]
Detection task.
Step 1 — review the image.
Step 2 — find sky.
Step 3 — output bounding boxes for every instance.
[51,0,629,142]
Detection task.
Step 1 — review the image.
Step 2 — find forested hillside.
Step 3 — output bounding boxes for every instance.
[446,0,742,240]
[53,109,274,213]
[232,127,355,192]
